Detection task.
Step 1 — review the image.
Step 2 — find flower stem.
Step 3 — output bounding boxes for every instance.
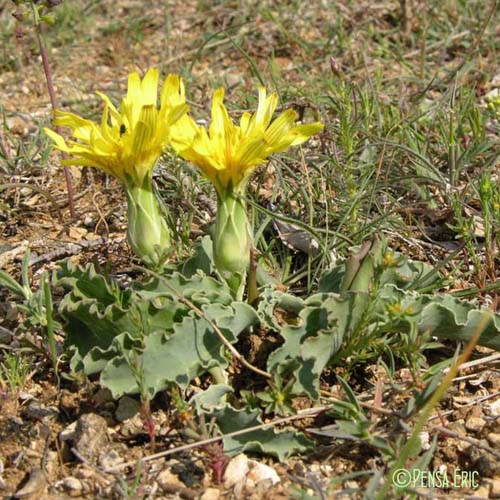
[35,23,76,220]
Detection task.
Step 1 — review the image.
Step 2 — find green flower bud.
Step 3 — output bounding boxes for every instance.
[214,191,251,298]
[125,175,171,269]
[340,237,381,293]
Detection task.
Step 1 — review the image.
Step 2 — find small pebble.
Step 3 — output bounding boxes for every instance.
[61,476,82,492]
[465,416,486,433]
[157,468,183,490]
[247,461,280,487]
[487,433,500,448]
[83,215,95,228]
[59,421,77,442]
[200,487,220,500]
[115,396,140,422]
[74,413,108,465]
[22,401,59,421]
[98,449,123,470]
[492,478,500,498]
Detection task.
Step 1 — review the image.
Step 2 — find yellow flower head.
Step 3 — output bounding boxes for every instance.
[44,68,188,186]
[172,87,324,195]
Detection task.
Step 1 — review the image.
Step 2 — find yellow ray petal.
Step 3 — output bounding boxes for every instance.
[264,109,297,146]
[289,122,324,146]
[44,128,70,151]
[141,68,159,106]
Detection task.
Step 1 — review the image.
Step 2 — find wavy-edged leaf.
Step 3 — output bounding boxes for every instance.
[207,404,312,461]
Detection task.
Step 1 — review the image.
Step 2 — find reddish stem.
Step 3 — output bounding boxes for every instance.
[36,27,76,220]
[144,418,156,451]
[204,443,229,484]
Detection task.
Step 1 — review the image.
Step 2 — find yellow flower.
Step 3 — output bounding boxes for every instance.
[171,86,323,297]
[172,87,324,194]
[44,68,189,186]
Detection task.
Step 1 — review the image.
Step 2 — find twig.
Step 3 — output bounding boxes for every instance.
[428,390,500,421]
[28,237,120,266]
[132,264,272,380]
[104,406,326,472]
[431,425,500,459]
[320,389,393,416]
[444,352,500,374]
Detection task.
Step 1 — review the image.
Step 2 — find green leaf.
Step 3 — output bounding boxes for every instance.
[418,299,500,350]
[257,287,304,330]
[136,271,233,306]
[319,246,437,294]
[0,269,27,298]
[100,301,255,398]
[57,261,126,307]
[190,384,234,411]
[203,301,259,341]
[268,292,369,399]
[182,235,214,278]
[60,292,179,373]
[336,375,362,413]
[207,404,312,461]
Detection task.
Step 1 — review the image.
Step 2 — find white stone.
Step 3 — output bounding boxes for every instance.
[59,421,77,442]
[62,477,82,491]
[488,399,500,417]
[418,431,430,451]
[246,461,280,487]
[223,454,249,489]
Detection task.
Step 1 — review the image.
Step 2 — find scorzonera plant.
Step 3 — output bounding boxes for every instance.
[173,87,323,297]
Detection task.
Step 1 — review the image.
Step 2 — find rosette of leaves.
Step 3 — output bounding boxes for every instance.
[56,259,258,399]
[262,238,500,400]
[55,240,314,461]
